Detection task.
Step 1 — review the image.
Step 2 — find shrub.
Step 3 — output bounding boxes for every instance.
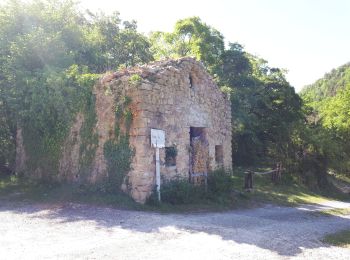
[299,153,329,190]
[147,169,234,205]
[207,168,234,195]
[147,176,204,205]
[161,177,202,204]
[128,74,142,85]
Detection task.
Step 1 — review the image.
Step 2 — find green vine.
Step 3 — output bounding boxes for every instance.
[103,95,134,192]
[78,92,98,180]
[21,65,99,180]
[104,135,134,191]
[23,123,67,181]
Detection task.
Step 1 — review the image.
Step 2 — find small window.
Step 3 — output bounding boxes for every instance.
[165,147,177,167]
[189,74,193,88]
[215,145,224,165]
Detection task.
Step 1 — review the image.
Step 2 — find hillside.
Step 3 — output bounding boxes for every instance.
[301,62,350,102]
[300,62,350,176]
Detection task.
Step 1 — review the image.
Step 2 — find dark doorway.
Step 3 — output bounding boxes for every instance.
[189,127,209,185]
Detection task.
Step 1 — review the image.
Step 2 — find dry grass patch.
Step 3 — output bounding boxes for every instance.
[315,207,350,217]
[323,229,350,248]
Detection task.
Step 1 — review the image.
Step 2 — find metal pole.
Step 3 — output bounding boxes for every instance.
[156,147,161,202]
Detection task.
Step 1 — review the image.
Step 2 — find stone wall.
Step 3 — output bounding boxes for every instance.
[58,112,84,182]
[102,57,232,203]
[15,57,232,203]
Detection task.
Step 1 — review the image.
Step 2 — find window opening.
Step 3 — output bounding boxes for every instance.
[189,74,193,88]
[165,147,177,167]
[215,145,224,165]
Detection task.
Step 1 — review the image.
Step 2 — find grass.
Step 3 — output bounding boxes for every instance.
[231,167,349,206]
[0,175,236,212]
[323,229,350,248]
[0,167,349,212]
[331,172,350,183]
[0,175,143,210]
[314,207,350,217]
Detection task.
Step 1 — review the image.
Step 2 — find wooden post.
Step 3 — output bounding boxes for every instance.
[277,162,282,182]
[244,171,253,191]
[271,162,282,184]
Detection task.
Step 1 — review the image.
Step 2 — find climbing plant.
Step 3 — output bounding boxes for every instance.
[19,66,99,179]
[78,91,99,180]
[103,94,134,192]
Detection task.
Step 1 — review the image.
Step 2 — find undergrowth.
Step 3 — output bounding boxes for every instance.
[20,67,99,180]
[1,166,348,213]
[146,169,244,208]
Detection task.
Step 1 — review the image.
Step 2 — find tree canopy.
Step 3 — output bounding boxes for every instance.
[0,0,153,173]
[301,63,350,175]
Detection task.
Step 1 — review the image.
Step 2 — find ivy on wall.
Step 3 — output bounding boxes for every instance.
[78,92,99,180]
[103,94,134,192]
[21,65,99,180]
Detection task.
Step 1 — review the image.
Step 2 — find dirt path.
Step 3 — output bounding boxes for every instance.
[0,200,349,259]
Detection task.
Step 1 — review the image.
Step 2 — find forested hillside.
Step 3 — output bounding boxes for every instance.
[301,63,350,176]
[0,0,348,194]
[301,63,350,102]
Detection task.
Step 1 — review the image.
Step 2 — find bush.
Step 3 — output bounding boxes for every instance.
[147,176,204,205]
[147,169,234,205]
[161,177,204,204]
[207,168,234,195]
[299,153,329,190]
[128,74,142,85]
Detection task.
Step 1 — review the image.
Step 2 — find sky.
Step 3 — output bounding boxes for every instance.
[26,0,350,91]
[77,0,350,91]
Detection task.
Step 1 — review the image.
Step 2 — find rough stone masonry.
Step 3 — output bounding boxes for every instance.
[16,57,232,203]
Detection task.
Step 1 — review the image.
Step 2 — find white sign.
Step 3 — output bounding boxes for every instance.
[151,129,165,148]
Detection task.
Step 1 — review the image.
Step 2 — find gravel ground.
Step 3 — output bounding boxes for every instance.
[0,200,349,260]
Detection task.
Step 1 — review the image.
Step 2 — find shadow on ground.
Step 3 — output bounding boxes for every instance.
[1,198,349,257]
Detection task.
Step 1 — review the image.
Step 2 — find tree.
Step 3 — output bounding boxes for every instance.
[301,63,350,175]
[84,12,154,72]
[150,17,303,167]
[150,17,224,73]
[230,56,302,165]
[0,0,154,175]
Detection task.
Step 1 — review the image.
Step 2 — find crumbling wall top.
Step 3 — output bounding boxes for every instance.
[100,57,213,85]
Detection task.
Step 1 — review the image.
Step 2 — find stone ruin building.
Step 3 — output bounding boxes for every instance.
[16,57,232,203]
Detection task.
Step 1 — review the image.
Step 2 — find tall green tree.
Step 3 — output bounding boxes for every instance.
[0,0,154,174]
[150,17,224,73]
[230,55,302,165]
[150,17,303,167]
[301,63,350,175]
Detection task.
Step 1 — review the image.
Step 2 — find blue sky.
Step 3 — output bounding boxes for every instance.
[81,0,348,91]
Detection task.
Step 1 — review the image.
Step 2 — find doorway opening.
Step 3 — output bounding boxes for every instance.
[189,127,209,185]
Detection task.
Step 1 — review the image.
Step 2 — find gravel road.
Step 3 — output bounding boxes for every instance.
[1,200,349,259]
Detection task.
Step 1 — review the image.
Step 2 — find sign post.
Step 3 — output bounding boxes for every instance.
[155,147,161,201]
[151,129,165,202]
